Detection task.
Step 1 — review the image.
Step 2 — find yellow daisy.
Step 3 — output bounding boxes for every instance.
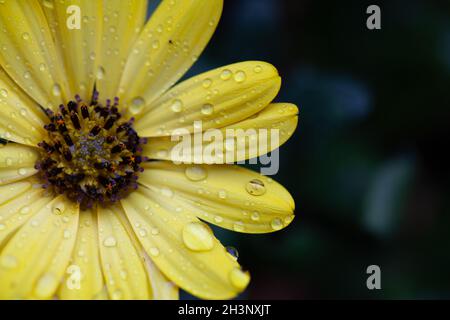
[0,0,298,300]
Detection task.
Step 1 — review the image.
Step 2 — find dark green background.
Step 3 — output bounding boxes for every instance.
[169,0,450,299]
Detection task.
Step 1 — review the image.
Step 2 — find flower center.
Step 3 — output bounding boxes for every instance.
[36,91,146,209]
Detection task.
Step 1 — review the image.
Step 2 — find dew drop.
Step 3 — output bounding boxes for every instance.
[111,289,123,300]
[250,211,260,221]
[213,215,223,223]
[245,179,266,196]
[22,32,30,40]
[234,70,247,83]
[19,206,30,215]
[0,88,7,97]
[161,187,174,198]
[5,157,12,166]
[201,103,214,116]
[103,236,117,247]
[0,255,18,269]
[170,99,183,113]
[220,69,232,81]
[34,273,58,298]
[96,66,105,79]
[218,189,227,199]
[202,78,212,88]
[233,221,245,232]
[226,246,239,261]
[18,168,27,176]
[52,83,61,97]
[149,247,160,257]
[182,222,214,252]
[185,166,207,181]
[270,218,283,230]
[253,65,263,73]
[129,96,145,114]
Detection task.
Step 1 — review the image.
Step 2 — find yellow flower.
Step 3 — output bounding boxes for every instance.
[0,0,297,300]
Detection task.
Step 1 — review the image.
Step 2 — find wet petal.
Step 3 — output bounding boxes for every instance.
[97,205,150,300]
[144,103,299,163]
[121,187,249,299]
[41,0,102,101]
[143,253,179,300]
[59,208,105,300]
[0,68,47,145]
[0,179,49,247]
[0,144,39,185]
[138,162,295,234]
[133,61,281,137]
[0,195,79,299]
[96,0,147,99]
[119,0,223,110]
[0,0,69,109]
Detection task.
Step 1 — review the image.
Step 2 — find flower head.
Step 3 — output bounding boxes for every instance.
[0,0,298,300]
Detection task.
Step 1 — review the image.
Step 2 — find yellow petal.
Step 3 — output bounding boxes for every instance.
[144,103,299,163]
[143,255,179,300]
[0,178,49,247]
[0,195,79,299]
[0,68,47,145]
[121,187,248,300]
[97,205,150,300]
[138,162,295,234]
[41,0,102,101]
[59,208,105,300]
[119,0,223,111]
[133,61,281,137]
[0,0,69,109]
[96,0,148,99]
[0,144,39,185]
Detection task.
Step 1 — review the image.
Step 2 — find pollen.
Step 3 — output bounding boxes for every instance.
[35,91,147,209]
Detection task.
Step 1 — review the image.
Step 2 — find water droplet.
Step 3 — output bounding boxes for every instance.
[202,78,212,88]
[233,221,245,232]
[220,69,232,81]
[226,246,239,261]
[270,218,283,230]
[170,99,183,113]
[152,39,160,49]
[156,149,168,158]
[34,273,58,298]
[149,247,160,257]
[111,289,123,300]
[96,66,105,79]
[161,187,174,198]
[138,228,147,237]
[234,70,247,83]
[229,267,250,290]
[103,236,117,247]
[0,88,7,97]
[63,229,72,239]
[5,157,12,166]
[151,227,160,236]
[182,222,214,252]
[250,211,260,221]
[185,166,207,181]
[213,215,223,223]
[52,83,61,97]
[218,189,227,199]
[23,71,31,79]
[18,168,27,176]
[42,0,54,9]
[22,32,30,40]
[253,65,263,73]
[201,103,214,116]
[129,96,145,114]
[0,255,18,269]
[52,202,65,215]
[245,179,266,196]
[19,206,30,215]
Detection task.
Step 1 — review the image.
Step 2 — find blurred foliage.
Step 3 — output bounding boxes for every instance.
[158,0,450,299]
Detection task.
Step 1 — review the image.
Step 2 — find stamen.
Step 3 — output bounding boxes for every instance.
[36,94,146,210]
